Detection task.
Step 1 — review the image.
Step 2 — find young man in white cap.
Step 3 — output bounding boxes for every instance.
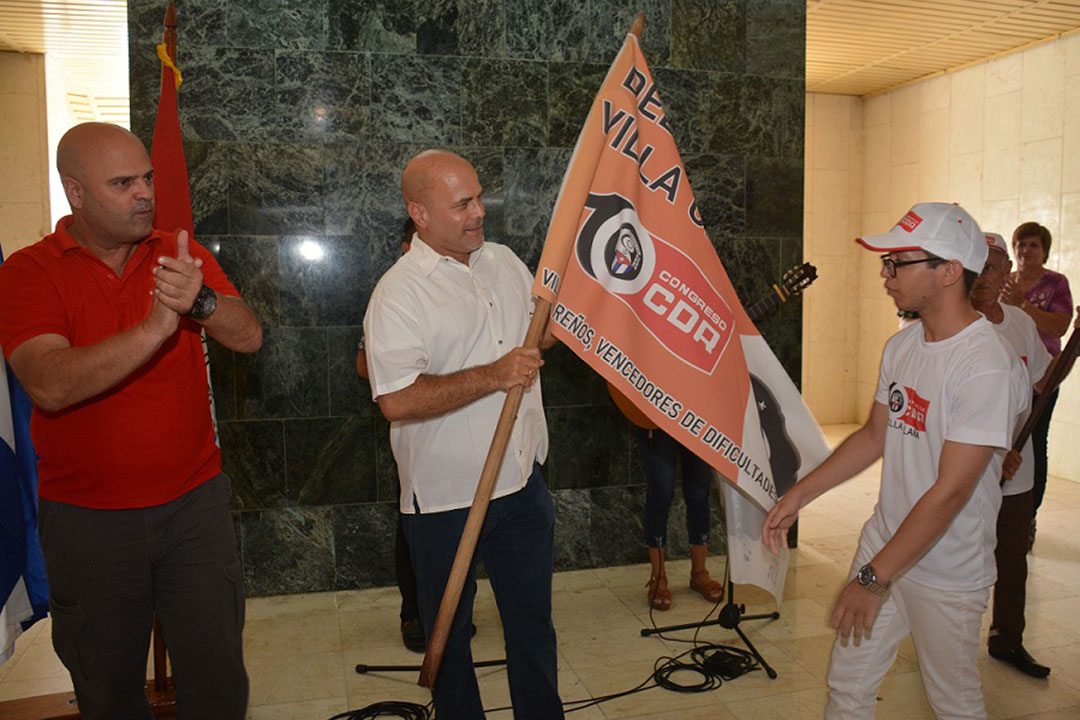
[764,203,1030,719]
[975,232,1052,677]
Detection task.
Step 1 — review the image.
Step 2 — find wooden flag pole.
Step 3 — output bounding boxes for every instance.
[163,0,177,61]
[151,0,177,698]
[1002,325,1080,486]
[416,300,549,687]
[417,10,648,691]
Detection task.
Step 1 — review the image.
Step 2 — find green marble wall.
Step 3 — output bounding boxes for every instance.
[127,0,805,596]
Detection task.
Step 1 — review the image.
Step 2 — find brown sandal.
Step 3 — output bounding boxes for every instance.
[690,570,724,603]
[646,575,672,611]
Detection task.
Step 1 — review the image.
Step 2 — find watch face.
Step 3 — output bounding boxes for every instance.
[189,285,217,319]
[857,565,873,586]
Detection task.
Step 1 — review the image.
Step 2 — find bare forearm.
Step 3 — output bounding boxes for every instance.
[378,365,498,421]
[1023,304,1069,338]
[11,325,170,412]
[200,295,262,352]
[870,485,970,584]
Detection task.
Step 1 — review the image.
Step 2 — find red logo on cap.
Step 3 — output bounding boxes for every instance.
[898,211,923,233]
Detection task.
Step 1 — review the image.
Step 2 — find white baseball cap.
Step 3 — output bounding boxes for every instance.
[984,232,1010,258]
[856,202,987,273]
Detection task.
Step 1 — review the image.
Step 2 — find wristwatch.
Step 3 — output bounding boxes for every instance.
[186,284,218,320]
[856,563,889,596]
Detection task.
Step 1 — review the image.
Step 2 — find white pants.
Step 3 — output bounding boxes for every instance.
[826,544,989,720]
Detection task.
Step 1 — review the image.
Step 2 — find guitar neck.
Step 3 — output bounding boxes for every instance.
[745,284,786,322]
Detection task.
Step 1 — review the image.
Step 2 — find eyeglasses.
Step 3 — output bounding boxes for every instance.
[880,255,939,278]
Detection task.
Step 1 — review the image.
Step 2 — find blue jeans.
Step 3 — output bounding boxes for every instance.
[638,428,713,548]
[402,465,563,720]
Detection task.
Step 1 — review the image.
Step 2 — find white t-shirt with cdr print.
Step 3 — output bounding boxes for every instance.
[862,317,1029,592]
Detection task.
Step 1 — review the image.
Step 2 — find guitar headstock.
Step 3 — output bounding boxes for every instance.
[778,262,818,301]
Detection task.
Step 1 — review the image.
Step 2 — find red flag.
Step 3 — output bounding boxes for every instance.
[148,37,219,438]
[150,43,193,237]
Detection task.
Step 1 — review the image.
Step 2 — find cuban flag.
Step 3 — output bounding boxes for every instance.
[0,249,48,666]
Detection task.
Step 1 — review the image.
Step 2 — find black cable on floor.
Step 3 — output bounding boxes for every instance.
[336,568,760,718]
[327,700,432,719]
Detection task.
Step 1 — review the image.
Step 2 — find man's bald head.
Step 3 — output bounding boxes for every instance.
[400,149,486,264]
[57,122,145,184]
[56,122,156,249]
[401,149,475,205]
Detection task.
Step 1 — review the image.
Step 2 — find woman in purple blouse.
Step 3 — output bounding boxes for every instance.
[1001,221,1073,545]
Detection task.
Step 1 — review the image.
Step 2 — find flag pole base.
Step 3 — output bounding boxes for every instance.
[639,564,779,679]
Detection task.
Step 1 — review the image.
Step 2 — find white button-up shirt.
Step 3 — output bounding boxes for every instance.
[363,236,548,514]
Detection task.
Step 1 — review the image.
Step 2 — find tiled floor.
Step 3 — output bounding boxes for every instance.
[2,424,1079,719]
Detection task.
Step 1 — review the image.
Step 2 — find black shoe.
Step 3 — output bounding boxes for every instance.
[989,645,1050,678]
[401,618,426,653]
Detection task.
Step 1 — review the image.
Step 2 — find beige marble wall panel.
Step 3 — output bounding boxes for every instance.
[979,198,1020,240]
[949,66,985,157]
[863,124,891,214]
[986,53,1023,97]
[809,169,849,244]
[1021,41,1066,143]
[891,85,921,167]
[983,91,1022,202]
[864,93,890,128]
[1062,75,1080,194]
[1049,369,1080,480]
[813,94,852,171]
[1065,32,1080,76]
[949,151,984,220]
[1019,137,1063,243]
[918,107,950,199]
[920,75,950,111]
[0,103,45,205]
[0,52,50,260]
[1057,192,1080,277]
[804,93,864,424]
[889,162,918,220]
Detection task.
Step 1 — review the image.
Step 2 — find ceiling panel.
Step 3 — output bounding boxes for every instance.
[0,0,132,123]
[808,0,1080,96]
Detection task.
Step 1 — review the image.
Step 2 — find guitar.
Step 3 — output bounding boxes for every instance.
[607,262,819,429]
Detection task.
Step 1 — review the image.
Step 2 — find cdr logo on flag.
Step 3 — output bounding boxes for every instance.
[575,193,735,373]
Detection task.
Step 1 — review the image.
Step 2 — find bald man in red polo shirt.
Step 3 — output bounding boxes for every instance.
[0,123,261,720]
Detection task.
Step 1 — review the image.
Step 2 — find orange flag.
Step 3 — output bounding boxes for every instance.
[150,43,193,237]
[533,33,809,515]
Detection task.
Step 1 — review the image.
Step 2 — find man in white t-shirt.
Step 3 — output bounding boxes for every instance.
[974,232,1052,678]
[363,150,563,719]
[764,203,1029,719]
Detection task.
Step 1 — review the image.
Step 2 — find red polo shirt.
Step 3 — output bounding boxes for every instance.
[0,217,240,509]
